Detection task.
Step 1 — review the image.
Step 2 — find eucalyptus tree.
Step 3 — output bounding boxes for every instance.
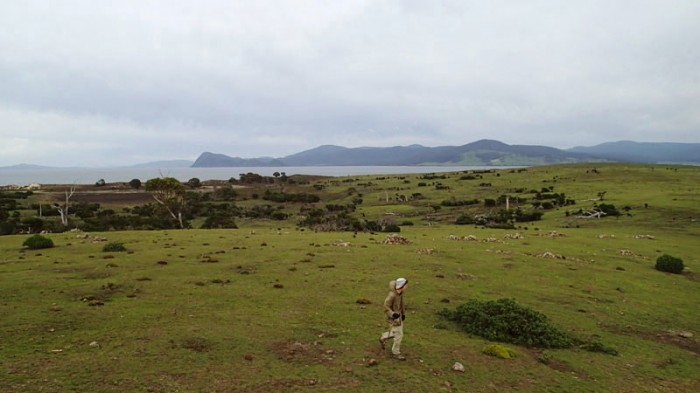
[145,177,186,229]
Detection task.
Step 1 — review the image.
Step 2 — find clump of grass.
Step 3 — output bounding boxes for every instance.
[580,342,619,356]
[438,298,574,348]
[102,242,127,252]
[23,234,54,250]
[482,343,517,359]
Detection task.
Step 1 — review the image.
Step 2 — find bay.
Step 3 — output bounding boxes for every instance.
[0,166,513,186]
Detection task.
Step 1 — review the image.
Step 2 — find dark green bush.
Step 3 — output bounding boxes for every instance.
[102,242,127,252]
[201,215,238,229]
[383,224,401,233]
[23,234,54,250]
[438,298,574,348]
[455,214,475,225]
[655,254,684,274]
[597,203,621,217]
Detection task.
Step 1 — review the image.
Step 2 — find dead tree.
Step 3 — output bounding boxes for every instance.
[54,185,76,226]
[576,209,607,219]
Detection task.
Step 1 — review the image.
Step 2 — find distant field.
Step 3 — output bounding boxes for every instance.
[1,163,699,392]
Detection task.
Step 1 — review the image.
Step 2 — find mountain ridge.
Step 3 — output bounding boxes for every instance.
[192,139,609,167]
[567,141,700,164]
[4,140,698,169]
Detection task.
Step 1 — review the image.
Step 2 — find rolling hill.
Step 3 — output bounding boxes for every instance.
[192,139,605,167]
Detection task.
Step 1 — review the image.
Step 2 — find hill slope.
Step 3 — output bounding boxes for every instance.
[567,141,700,164]
[192,152,285,167]
[192,139,601,167]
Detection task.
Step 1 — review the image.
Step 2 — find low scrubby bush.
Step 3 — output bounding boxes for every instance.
[383,224,401,233]
[102,242,127,252]
[455,214,475,225]
[23,234,54,250]
[655,254,684,274]
[438,298,574,348]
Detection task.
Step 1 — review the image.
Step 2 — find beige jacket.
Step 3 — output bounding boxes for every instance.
[383,280,405,326]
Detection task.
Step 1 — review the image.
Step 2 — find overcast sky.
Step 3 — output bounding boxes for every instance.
[1,1,699,166]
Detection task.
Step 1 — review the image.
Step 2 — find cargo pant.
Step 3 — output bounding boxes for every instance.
[381,322,404,355]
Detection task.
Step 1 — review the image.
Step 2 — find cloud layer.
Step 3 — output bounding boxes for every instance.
[1,1,699,166]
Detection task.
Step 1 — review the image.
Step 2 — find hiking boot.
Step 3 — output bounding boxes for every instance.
[379,337,387,350]
[393,354,406,361]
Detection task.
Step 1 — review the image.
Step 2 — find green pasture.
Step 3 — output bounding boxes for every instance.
[1,163,699,392]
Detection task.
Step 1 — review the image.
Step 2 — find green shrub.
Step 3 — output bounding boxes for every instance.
[383,224,401,233]
[23,234,54,250]
[201,215,239,229]
[655,254,684,274]
[102,242,127,252]
[438,298,574,348]
[455,214,475,225]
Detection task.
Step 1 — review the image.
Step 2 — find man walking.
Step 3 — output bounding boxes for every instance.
[379,277,408,360]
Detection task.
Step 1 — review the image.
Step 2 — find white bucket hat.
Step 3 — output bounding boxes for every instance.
[396,277,408,289]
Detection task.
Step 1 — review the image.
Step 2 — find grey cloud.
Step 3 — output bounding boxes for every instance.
[0,1,699,166]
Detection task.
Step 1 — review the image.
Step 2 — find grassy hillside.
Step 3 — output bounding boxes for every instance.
[1,163,699,392]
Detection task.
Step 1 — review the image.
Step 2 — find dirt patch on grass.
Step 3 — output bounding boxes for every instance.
[602,324,700,355]
[272,340,338,365]
[177,336,214,352]
[527,349,590,380]
[543,358,589,380]
[653,332,700,355]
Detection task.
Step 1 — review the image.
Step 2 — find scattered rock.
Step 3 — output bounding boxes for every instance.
[596,234,616,239]
[367,358,378,367]
[383,234,410,245]
[448,235,479,241]
[452,362,465,372]
[672,330,694,339]
[416,248,435,255]
[503,233,524,240]
[89,341,100,348]
[634,234,656,240]
[619,249,645,258]
[540,251,564,259]
[456,273,475,280]
[543,231,566,237]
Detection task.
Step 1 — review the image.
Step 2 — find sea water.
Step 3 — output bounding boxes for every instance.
[0,166,514,186]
